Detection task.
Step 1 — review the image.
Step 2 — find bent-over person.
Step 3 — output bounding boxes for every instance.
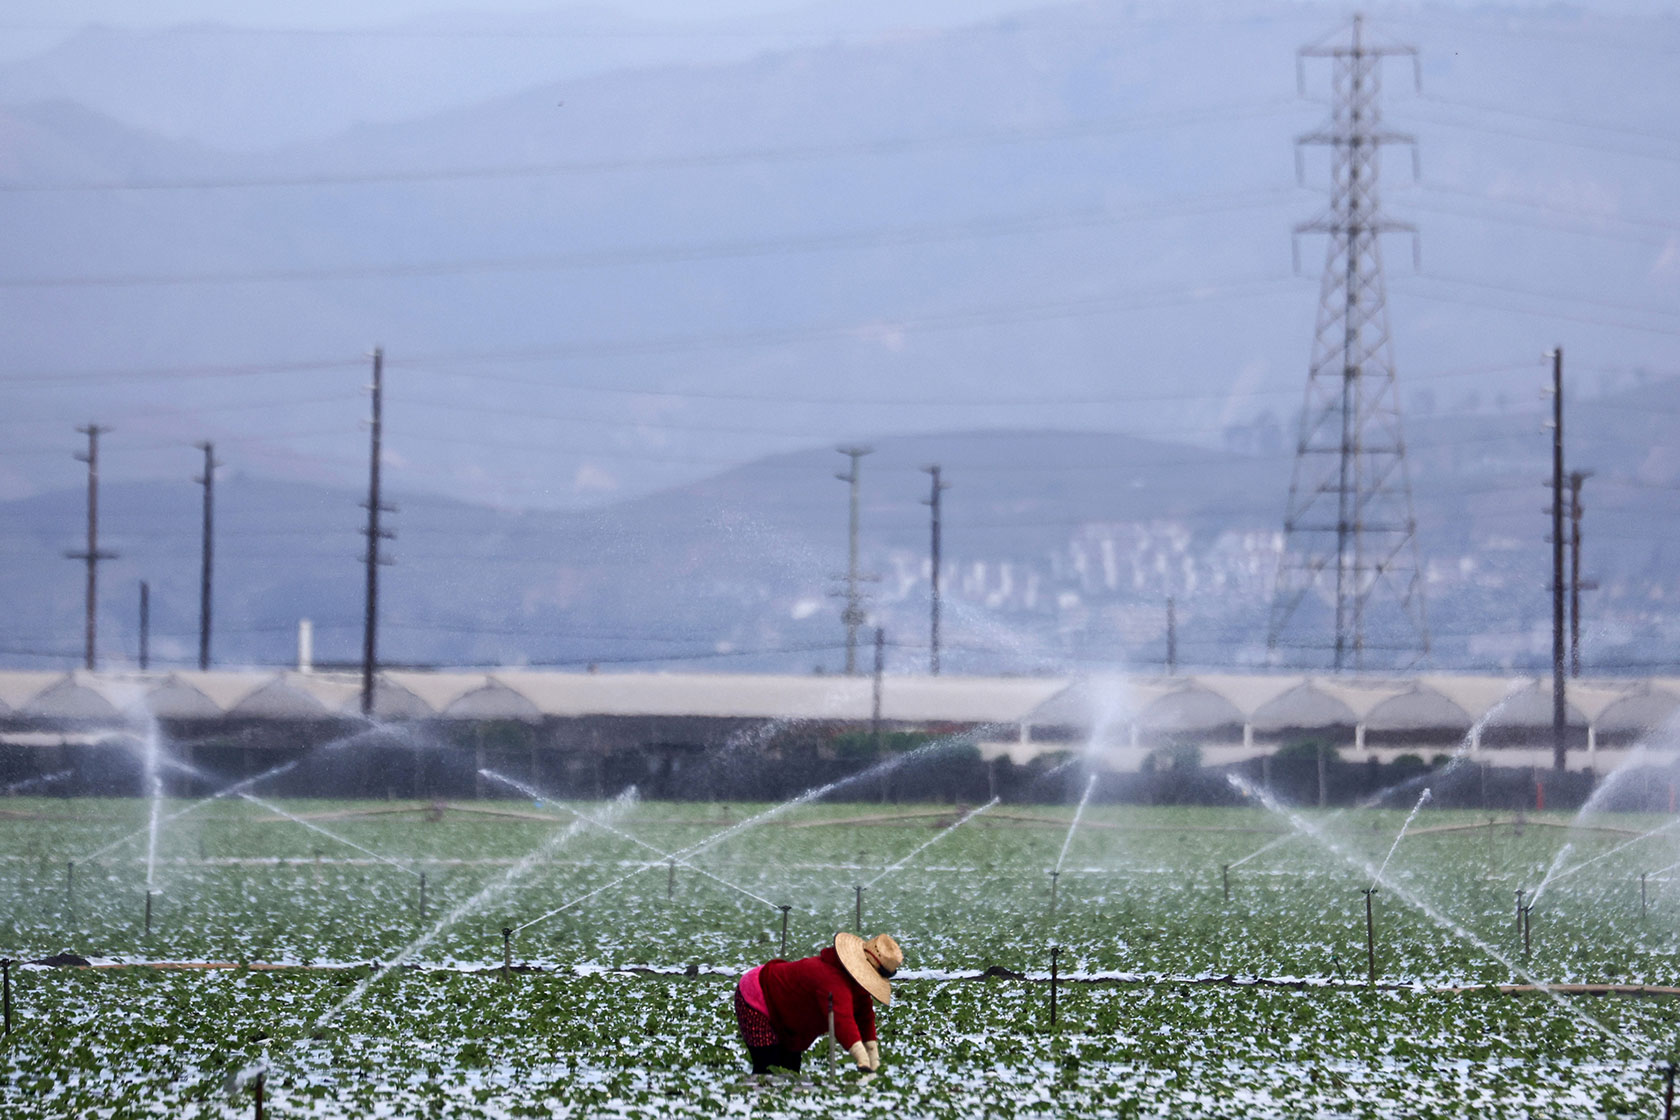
[733,932,902,1074]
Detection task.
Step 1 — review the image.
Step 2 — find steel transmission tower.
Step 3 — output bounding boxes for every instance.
[1267,15,1430,671]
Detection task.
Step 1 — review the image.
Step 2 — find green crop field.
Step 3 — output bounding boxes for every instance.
[4,794,1680,1117]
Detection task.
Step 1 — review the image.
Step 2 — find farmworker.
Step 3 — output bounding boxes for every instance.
[733,932,902,1075]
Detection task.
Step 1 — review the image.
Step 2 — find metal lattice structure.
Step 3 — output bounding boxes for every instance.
[1267,15,1430,671]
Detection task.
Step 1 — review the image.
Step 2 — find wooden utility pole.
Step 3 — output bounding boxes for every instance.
[67,425,115,670]
[361,349,394,716]
[138,581,150,670]
[1166,597,1178,675]
[195,441,219,670]
[871,626,885,753]
[835,447,872,674]
[921,465,950,675]
[1549,348,1567,772]
[1568,470,1596,678]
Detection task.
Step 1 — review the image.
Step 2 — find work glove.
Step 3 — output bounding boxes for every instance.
[864,1042,880,1070]
[848,1041,870,1070]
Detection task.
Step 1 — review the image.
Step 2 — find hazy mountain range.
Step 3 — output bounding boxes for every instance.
[4,370,1678,676]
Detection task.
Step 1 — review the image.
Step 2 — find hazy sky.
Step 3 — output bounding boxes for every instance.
[0,0,1049,62]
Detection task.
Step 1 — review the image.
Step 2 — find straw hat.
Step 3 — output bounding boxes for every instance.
[834,932,903,1005]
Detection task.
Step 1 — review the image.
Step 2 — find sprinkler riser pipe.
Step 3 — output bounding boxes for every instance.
[1222,863,1229,902]
[778,905,791,958]
[2,958,11,1035]
[418,873,426,922]
[502,927,513,982]
[1049,946,1060,1029]
[254,1070,265,1120]
[827,993,836,1067]
[1642,873,1649,919]
[1362,889,1378,985]
[145,890,153,935]
[667,859,675,901]
[1663,1061,1675,1120]
[1049,870,1059,915]
[855,885,863,932]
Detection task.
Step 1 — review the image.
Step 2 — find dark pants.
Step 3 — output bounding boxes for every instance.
[735,983,803,1074]
[746,1043,804,1075]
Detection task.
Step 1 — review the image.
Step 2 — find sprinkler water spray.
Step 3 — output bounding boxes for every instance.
[778,905,792,957]
[667,858,675,900]
[1221,863,1229,902]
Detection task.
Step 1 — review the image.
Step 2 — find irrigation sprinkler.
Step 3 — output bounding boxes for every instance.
[778,905,792,957]
[418,873,427,923]
[501,927,513,982]
[1048,870,1060,915]
[855,885,864,932]
[1642,873,1649,919]
[2,958,11,1035]
[1221,863,1229,902]
[667,858,675,901]
[1515,889,1525,935]
[1362,888,1378,984]
[826,993,836,1067]
[65,860,73,916]
[1049,945,1060,1029]
[1664,1059,1676,1120]
[145,890,154,935]
[1521,906,1534,959]
[226,1058,269,1119]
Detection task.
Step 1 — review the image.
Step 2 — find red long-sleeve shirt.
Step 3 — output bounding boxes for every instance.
[757,946,878,1052]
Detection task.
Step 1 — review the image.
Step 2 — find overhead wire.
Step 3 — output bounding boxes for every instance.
[0,99,1306,193]
[0,189,1300,289]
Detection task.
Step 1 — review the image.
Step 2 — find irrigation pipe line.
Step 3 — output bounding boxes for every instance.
[34,959,1680,999]
[477,768,780,911]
